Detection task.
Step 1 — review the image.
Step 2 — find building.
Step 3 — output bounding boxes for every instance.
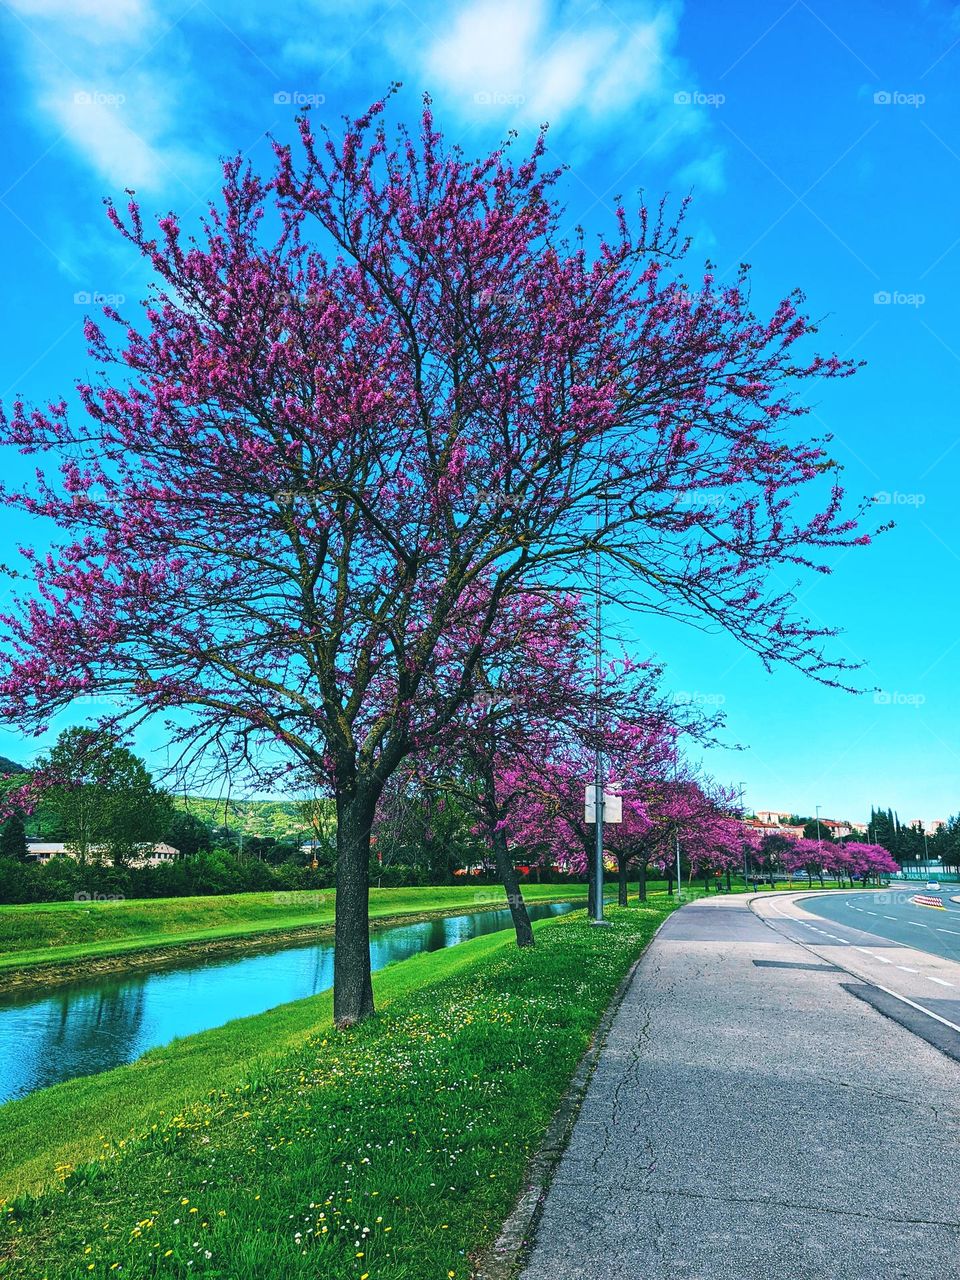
[745,811,860,842]
[744,812,805,841]
[818,819,853,839]
[26,842,179,868]
[910,819,946,834]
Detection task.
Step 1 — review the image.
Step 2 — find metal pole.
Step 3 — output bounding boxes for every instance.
[739,782,748,889]
[675,831,682,902]
[593,497,605,924]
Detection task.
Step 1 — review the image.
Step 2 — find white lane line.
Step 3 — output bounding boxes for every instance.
[935,928,960,936]
[756,900,960,1030]
[852,946,893,964]
[859,981,960,1035]
[864,910,878,916]
[926,976,954,988]
[883,915,897,921]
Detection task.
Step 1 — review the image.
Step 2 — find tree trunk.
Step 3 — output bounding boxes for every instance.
[725,868,732,893]
[617,854,628,907]
[638,862,648,903]
[666,867,675,896]
[492,827,534,947]
[333,789,377,1027]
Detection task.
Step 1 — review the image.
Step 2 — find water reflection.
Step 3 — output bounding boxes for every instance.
[0,900,576,1104]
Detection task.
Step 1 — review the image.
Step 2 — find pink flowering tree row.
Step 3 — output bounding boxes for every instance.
[0,92,877,1024]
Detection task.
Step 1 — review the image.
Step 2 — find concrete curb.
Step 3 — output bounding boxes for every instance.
[472,908,679,1280]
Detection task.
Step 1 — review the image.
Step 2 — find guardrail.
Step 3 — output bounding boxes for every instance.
[910,894,946,909]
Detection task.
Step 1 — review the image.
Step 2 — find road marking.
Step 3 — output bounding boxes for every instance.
[935,928,960,936]
[926,976,954,988]
[850,980,960,1035]
[852,946,893,964]
[864,910,878,916]
[754,897,960,1034]
[883,915,897,921]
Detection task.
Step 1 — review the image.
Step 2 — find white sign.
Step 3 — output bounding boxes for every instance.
[584,785,623,824]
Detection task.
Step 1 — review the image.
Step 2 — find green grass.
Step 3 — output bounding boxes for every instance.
[0,901,676,1279]
[0,884,589,971]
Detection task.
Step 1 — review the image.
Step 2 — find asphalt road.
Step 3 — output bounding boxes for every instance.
[518,894,960,1280]
[802,887,960,965]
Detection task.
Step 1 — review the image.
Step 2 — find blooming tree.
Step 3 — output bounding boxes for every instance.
[0,93,875,1024]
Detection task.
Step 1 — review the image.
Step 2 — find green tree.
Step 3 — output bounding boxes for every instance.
[163,809,211,858]
[802,820,833,843]
[37,729,172,865]
[0,814,28,860]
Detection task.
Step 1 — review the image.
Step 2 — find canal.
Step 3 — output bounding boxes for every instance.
[0,899,578,1103]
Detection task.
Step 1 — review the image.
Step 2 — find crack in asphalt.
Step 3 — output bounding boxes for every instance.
[542,1180,960,1230]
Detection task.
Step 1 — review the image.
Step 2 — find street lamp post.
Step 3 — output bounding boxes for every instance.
[675,830,682,903]
[591,493,609,926]
[739,782,748,889]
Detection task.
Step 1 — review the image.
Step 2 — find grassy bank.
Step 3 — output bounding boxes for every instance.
[0,901,676,1279]
[0,884,590,972]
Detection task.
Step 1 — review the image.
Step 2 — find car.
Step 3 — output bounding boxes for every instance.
[926,881,940,891]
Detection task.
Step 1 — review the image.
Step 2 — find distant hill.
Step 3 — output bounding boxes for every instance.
[173,795,332,841]
[0,756,27,775]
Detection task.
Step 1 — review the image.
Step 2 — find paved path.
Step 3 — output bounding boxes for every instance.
[519,894,960,1280]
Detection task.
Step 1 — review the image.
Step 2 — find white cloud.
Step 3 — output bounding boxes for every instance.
[420,0,724,193]
[5,0,206,194]
[7,0,147,33]
[423,0,681,125]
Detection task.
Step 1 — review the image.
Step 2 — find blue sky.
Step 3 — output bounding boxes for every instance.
[0,0,958,824]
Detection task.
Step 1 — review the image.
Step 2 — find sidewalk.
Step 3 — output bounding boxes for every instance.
[519,895,960,1280]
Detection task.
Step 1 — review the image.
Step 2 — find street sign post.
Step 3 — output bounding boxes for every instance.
[584,786,623,824]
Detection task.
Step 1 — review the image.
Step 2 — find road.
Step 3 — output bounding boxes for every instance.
[802,886,960,965]
[757,889,960,1050]
[517,892,960,1280]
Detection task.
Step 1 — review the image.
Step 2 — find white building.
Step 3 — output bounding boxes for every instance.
[26,841,179,868]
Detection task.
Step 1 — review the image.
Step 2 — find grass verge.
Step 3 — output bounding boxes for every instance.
[0,884,590,973]
[0,901,676,1279]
